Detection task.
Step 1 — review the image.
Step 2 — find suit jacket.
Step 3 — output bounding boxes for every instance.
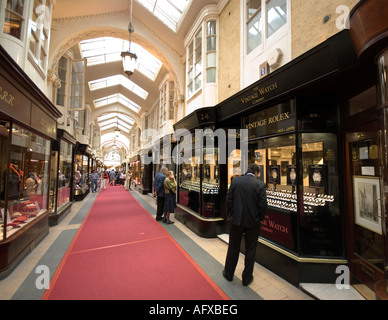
[154,172,166,197]
[226,174,267,228]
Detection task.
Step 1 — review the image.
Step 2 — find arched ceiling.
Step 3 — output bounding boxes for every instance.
[50,0,221,158]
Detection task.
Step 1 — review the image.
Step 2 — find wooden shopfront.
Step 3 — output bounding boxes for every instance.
[0,46,61,277]
[347,0,388,299]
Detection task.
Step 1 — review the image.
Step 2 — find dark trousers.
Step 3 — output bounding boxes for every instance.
[224,223,260,282]
[156,196,165,219]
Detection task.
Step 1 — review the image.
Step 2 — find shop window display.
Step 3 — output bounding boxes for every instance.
[73,154,89,196]
[57,140,73,209]
[178,147,220,218]
[1,124,50,241]
[246,132,341,256]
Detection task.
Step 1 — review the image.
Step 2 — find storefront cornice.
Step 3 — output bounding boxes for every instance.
[0,45,62,120]
[174,106,217,132]
[217,30,359,122]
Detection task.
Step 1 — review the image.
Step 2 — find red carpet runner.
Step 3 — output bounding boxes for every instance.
[42,186,229,300]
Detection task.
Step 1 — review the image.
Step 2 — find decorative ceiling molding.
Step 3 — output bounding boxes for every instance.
[52,9,129,23]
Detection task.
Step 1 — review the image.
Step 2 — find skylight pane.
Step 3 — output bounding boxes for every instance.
[80,37,162,80]
[93,94,141,113]
[99,118,118,127]
[89,75,149,100]
[137,0,190,32]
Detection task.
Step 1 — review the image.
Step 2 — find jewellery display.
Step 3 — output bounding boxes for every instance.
[266,189,334,213]
[0,199,42,241]
[180,180,219,195]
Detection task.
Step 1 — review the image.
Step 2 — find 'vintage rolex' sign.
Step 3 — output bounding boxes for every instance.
[243,101,296,139]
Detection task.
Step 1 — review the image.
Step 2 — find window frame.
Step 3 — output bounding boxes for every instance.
[245,0,288,56]
[28,0,52,71]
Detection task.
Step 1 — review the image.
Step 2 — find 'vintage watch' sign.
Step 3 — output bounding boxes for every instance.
[243,101,296,139]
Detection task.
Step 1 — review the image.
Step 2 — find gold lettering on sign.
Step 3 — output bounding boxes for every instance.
[241,82,278,104]
[245,112,291,129]
[0,86,15,106]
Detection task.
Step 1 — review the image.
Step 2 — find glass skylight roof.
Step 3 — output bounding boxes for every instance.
[138,0,190,32]
[80,37,162,81]
[97,113,135,125]
[94,94,141,113]
[89,75,148,100]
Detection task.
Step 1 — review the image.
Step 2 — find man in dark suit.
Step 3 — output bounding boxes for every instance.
[223,163,267,286]
[154,166,168,221]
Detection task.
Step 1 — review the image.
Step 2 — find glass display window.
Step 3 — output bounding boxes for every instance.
[73,153,90,196]
[202,148,220,217]
[179,150,201,214]
[299,133,342,257]
[248,135,297,251]
[245,131,342,256]
[178,144,220,217]
[57,140,73,209]
[228,149,241,188]
[1,124,50,241]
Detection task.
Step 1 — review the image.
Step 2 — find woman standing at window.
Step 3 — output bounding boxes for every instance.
[163,171,177,224]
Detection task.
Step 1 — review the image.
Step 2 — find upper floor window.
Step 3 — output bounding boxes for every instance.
[247,0,262,54]
[56,56,68,106]
[266,0,287,38]
[186,18,218,100]
[246,0,287,54]
[3,0,25,40]
[160,80,175,123]
[29,0,52,70]
[187,28,202,98]
[206,20,217,83]
[70,60,85,110]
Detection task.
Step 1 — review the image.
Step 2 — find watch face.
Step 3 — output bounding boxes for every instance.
[287,165,297,186]
[269,165,280,184]
[308,165,326,188]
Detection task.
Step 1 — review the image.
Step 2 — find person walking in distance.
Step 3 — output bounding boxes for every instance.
[223,163,267,286]
[154,166,168,221]
[101,170,109,190]
[90,170,99,193]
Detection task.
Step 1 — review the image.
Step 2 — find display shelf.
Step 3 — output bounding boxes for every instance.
[266,189,335,213]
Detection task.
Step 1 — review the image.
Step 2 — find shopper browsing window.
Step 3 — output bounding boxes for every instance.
[223,163,267,287]
[163,171,177,224]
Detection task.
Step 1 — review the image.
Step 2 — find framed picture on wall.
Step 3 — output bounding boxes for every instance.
[353,176,382,235]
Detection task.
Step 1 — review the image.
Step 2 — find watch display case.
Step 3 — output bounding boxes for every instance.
[178,147,220,217]
[246,132,341,256]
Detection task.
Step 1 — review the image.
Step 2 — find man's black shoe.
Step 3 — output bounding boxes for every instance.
[222,270,233,282]
[242,276,253,287]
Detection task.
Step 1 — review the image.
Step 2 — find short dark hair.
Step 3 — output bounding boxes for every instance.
[246,163,260,174]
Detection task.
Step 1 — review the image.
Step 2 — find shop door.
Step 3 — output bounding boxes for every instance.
[346,120,387,290]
